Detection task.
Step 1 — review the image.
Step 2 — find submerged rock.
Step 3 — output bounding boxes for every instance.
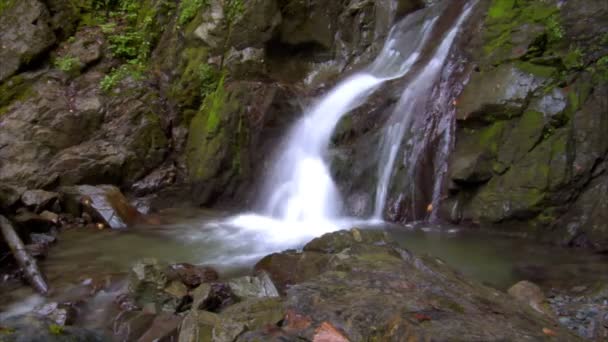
[0,314,105,341]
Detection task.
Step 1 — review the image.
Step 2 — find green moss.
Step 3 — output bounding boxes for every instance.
[205,75,226,133]
[0,76,35,115]
[483,1,561,61]
[478,122,505,154]
[0,0,16,14]
[488,0,515,20]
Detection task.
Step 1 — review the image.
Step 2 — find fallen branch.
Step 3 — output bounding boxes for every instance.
[0,215,49,295]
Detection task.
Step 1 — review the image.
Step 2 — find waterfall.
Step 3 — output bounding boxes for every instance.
[218,1,477,254]
[259,10,440,224]
[373,2,475,219]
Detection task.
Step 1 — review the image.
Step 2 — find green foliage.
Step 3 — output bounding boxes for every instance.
[224,0,244,24]
[109,30,147,59]
[199,64,220,98]
[546,15,564,43]
[54,55,79,72]
[178,0,207,25]
[48,324,64,335]
[100,63,144,92]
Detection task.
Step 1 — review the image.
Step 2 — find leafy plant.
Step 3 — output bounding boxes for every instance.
[546,15,564,43]
[48,324,64,335]
[100,63,144,92]
[178,0,208,25]
[199,64,220,97]
[54,56,79,72]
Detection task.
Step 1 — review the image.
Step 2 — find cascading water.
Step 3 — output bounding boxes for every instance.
[373,2,476,220]
[211,1,477,265]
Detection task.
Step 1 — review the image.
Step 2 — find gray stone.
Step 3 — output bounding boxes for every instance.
[0,0,56,82]
[228,272,280,300]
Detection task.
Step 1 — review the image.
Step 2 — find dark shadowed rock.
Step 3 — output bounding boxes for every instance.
[21,190,60,213]
[60,185,143,229]
[0,0,56,82]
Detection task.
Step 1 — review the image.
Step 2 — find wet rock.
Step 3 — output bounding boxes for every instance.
[457,63,548,123]
[213,298,284,342]
[131,164,177,196]
[21,190,60,213]
[0,0,56,82]
[191,283,236,312]
[113,311,157,341]
[164,280,189,299]
[166,263,219,288]
[250,229,582,341]
[128,258,169,307]
[508,280,553,316]
[178,310,220,342]
[255,251,331,295]
[227,272,280,300]
[33,302,77,326]
[137,313,182,342]
[60,185,143,229]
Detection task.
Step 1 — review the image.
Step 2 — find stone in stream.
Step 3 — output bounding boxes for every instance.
[33,302,77,326]
[166,263,220,288]
[60,185,143,229]
[508,280,554,317]
[248,229,583,341]
[227,271,280,300]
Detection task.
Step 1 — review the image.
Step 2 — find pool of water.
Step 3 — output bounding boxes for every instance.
[1,209,607,328]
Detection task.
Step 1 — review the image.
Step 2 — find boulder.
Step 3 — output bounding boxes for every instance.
[60,185,143,229]
[21,190,60,213]
[251,229,581,341]
[0,0,56,82]
[508,280,553,316]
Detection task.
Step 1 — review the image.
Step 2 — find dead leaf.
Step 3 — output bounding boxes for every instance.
[542,327,557,336]
[313,322,349,342]
[426,203,433,213]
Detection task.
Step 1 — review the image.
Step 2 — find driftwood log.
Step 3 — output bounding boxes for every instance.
[0,215,49,295]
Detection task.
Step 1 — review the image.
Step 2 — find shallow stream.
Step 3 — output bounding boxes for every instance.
[2,208,607,330]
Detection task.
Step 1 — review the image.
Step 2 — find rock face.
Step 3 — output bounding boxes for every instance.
[0,0,55,82]
[248,229,582,341]
[443,0,608,249]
